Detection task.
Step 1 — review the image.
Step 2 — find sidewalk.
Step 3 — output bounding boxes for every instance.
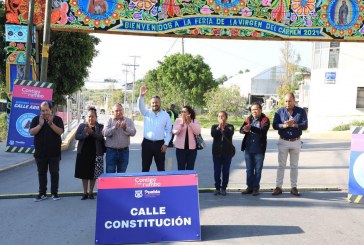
[0,120,80,172]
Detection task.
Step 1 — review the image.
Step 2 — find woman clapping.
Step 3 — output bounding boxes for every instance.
[172,106,201,170]
[74,107,105,200]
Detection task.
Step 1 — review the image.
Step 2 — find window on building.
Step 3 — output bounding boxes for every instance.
[313,42,321,69]
[357,87,364,108]
[313,50,321,69]
[328,42,340,68]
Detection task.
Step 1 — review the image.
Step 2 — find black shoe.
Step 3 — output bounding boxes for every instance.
[252,189,260,196]
[213,189,220,195]
[220,189,227,196]
[241,188,253,194]
[89,194,95,199]
[34,194,47,202]
[81,194,88,200]
[52,193,61,201]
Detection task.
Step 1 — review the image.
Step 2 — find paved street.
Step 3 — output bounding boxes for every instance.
[0,116,363,244]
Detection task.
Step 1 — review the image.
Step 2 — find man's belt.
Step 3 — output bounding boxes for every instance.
[280,137,300,142]
[143,138,164,143]
[107,147,128,151]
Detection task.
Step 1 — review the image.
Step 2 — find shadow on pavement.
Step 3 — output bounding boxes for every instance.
[199,191,357,209]
[201,224,304,240]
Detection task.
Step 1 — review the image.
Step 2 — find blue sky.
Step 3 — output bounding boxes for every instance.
[87,33,313,83]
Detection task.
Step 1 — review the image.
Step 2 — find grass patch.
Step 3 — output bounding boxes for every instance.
[0,113,7,141]
[332,124,350,131]
[332,120,364,131]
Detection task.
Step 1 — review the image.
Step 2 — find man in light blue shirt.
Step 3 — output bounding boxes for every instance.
[138,85,172,171]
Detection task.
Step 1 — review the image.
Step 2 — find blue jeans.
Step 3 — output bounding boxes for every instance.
[213,155,232,190]
[176,148,197,170]
[106,148,129,173]
[244,152,265,190]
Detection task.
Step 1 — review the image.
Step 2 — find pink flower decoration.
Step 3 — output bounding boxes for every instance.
[213,28,221,35]
[200,5,213,15]
[231,29,239,36]
[241,7,252,17]
[262,0,272,6]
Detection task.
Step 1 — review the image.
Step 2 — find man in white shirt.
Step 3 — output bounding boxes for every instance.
[138,85,172,172]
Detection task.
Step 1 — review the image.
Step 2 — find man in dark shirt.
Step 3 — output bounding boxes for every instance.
[240,102,270,196]
[272,93,308,196]
[30,101,64,201]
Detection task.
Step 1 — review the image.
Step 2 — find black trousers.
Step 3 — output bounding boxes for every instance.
[35,156,60,195]
[141,139,165,172]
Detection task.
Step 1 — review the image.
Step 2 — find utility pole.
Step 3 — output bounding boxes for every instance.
[122,65,129,115]
[182,38,185,54]
[24,0,35,80]
[130,56,140,118]
[39,0,52,82]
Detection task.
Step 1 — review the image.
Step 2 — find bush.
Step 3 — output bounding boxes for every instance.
[0,113,7,141]
[352,120,364,126]
[198,114,243,130]
[332,120,364,131]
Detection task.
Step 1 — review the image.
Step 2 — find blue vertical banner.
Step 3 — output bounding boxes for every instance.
[95,171,201,244]
[348,127,364,204]
[6,80,53,153]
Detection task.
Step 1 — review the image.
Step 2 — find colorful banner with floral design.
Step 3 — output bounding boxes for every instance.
[4,0,364,40]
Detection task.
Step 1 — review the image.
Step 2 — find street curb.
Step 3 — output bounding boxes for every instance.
[0,187,344,199]
[0,125,79,173]
[61,126,78,151]
[199,187,342,193]
[0,158,35,172]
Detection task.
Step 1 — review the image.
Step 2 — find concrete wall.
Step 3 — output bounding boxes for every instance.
[308,43,364,132]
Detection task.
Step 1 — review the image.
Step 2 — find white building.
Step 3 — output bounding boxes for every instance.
[309,42,364,132]
[221,72,256,98]
[222,67,286,110]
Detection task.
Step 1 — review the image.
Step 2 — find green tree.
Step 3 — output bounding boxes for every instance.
[142,53,218,108]
[216,74,228,85]
[112,89,124,106]
[204,86,246,117]
[46,32,100,105]
[277,41,301,106]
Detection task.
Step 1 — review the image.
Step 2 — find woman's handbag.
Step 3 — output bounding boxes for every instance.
[223,134,236,157]
[195,134,205,150]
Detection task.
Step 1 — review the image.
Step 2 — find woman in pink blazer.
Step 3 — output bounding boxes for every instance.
[172,106,201,170]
